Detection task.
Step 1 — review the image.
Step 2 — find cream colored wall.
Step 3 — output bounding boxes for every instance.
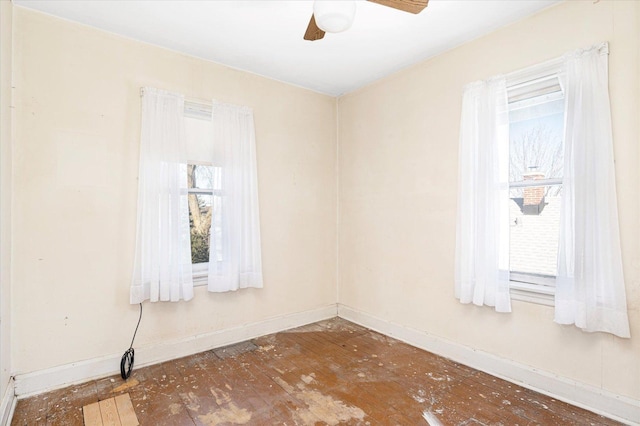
[11,7,337,373]
[9,0,640,406]
[338,0,640,401]
[0,0,14,397]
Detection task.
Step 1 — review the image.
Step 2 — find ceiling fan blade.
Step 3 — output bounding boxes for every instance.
[367,0,428,14]
[304,15,325,41]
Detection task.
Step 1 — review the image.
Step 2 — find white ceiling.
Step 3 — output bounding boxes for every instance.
[13,0,561,96]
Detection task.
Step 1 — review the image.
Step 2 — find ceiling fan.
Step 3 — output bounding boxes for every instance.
[304,0,429,41]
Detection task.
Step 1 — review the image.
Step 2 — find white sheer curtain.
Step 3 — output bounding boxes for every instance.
[131,87,194,303]
[207,101,263,292]
[455,78,511,313]
[555,43,630,337]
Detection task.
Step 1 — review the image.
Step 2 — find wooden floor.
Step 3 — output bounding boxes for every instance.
[12,318,620,425]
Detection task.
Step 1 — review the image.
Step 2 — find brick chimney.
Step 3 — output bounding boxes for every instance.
[522,170,545,215]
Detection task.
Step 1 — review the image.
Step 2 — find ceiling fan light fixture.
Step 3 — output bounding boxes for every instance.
[313,0,356,33]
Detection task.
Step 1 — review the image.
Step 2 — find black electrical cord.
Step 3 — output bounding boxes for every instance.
[120,303,143,381]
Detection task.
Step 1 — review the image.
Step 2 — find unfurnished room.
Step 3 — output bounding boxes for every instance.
[0,0,638,425]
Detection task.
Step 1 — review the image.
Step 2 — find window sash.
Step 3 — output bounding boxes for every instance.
[188,188,220,196]
[509,178,562,188]
[192,262,208,274]
[510,281,555,306]
[189,186,211,287]
[187,169,215,275]
[506,69,564,300]
[508,182,562,288]
[510,271,555,287]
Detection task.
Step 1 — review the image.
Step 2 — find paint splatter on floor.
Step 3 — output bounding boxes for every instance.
[423,410,444,426]
[274,374,365,425]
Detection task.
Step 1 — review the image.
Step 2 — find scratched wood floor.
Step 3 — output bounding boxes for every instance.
[12,318,620,425]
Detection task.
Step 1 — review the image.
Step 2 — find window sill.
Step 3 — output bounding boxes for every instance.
[193,273,208,287]
[510,281,555,306]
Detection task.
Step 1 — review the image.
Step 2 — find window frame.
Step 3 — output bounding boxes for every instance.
[184,101,215,287]
[505,59,564,305]
[187,183,213,286]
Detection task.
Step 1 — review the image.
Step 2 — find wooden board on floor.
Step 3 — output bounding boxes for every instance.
[99,398,120,426]
[114,393,139,426]
[82,401,103,426]
[100,398,122,426]
[82,393,139,426]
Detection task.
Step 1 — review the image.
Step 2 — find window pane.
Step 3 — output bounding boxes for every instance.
[509,95,564,195]
[187,164,212,264]
[187,164,214,190]
[188,193,212,264]
[186,164,220,265]
[509,184,561,278]
[211,194,223,263]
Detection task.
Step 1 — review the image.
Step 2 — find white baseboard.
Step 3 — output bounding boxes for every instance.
[0,378,16,426]
[14,304,337,398]
[337,303,640,426]
[12,302,639,425]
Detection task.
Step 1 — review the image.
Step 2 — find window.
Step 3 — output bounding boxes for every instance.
[132,88,263,301]
[184,99,263,292]
[456,44,628,333]
[187,163,222,278]
[506,69,564,304]
[184,104,217,284]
